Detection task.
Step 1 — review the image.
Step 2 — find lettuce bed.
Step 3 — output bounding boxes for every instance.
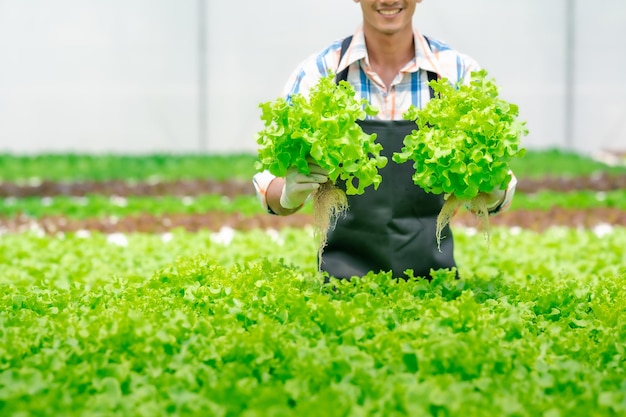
[1,150,625,182]
[1,227,625,416]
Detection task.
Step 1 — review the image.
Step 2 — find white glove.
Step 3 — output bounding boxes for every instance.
[280,163,329,209]
[483,171,517,212]
[484,188,506,211]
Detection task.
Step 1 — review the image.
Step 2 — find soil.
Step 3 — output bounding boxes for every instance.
[2,172,626,198]
[1,175,625,234]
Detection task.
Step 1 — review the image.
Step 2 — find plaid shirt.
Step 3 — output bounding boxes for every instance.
[254,25,516,213]
[283,25,481,120]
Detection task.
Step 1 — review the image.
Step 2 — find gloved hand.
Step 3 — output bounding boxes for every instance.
[483,188,506,211]
[482,172,517,212]
[280,162,329,209]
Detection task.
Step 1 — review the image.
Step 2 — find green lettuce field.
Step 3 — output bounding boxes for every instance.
[1,150,625,416]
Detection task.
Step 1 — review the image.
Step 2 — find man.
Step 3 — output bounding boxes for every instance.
[253,0,516,280]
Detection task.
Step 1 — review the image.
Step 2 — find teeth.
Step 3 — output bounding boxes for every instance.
[379,9,400,15]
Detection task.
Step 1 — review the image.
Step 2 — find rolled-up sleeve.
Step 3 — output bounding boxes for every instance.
[252,170,277,214]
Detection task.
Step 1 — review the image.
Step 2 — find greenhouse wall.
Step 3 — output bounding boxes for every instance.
[0,0,624,156]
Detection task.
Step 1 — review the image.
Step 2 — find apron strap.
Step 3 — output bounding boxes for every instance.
[334,36,353,84]
[335,35,438,98]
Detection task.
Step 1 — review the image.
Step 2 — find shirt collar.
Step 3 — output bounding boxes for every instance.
[336,25,442,77]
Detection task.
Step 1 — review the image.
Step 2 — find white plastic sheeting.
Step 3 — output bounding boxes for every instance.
[0,0,624,155]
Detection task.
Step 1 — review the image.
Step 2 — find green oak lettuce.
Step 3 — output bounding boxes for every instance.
[255,73,386,196]
[393,69,528,247]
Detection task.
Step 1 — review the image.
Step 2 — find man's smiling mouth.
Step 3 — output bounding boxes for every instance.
[378,9,402,16]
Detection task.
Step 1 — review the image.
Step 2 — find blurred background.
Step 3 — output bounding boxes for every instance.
[0,0,624,156]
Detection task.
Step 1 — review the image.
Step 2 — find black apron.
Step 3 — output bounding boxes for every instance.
[319,36,457,280]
